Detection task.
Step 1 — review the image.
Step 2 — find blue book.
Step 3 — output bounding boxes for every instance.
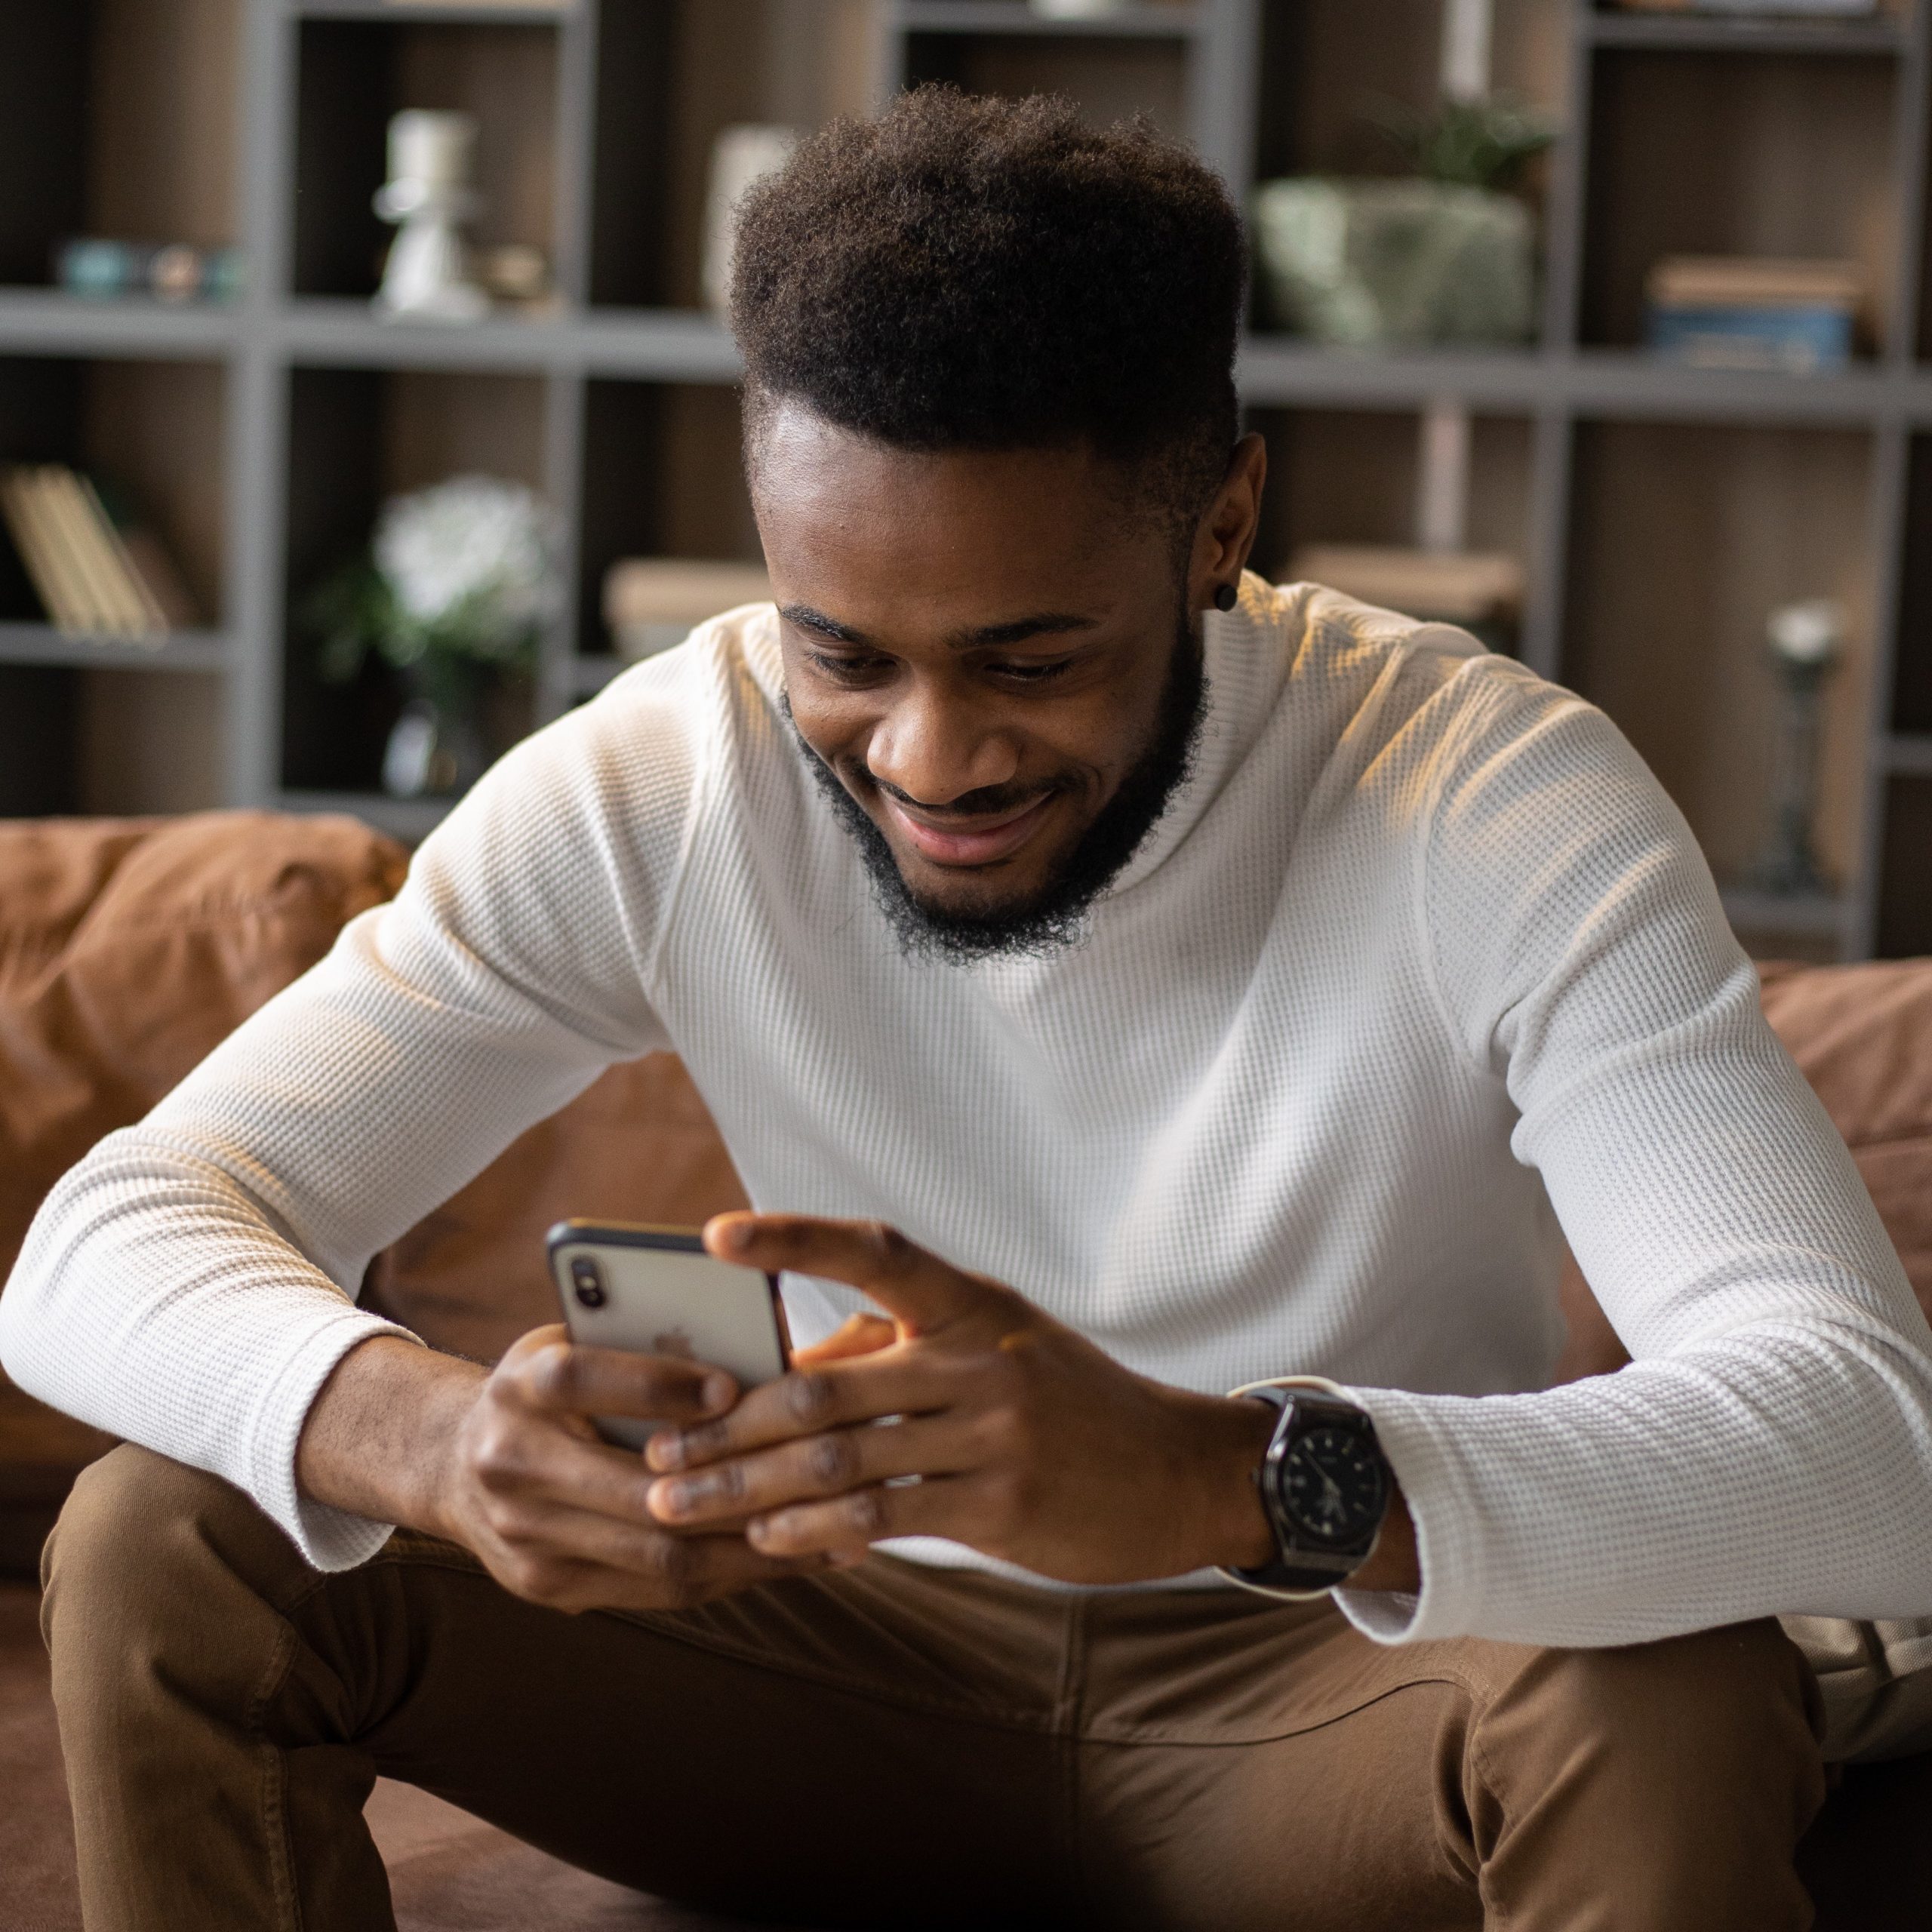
[1646,303,1854,374]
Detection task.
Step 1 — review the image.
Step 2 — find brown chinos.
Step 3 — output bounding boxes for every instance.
[42,1445,1826,1930]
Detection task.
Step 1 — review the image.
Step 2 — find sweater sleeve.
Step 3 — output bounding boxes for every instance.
[0,658,709,1569]
[1334,661,1932,1647]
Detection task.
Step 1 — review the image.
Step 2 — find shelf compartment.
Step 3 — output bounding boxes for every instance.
[0,355,229,630]
[1578,45,1901,357]
[294,2,576,21]
[1890,432,1932,732]
[903,23,1188,137]
[0,0,241,294]
[1564,417,1876,899]
[281,364,549,793]
[1585,10,1909,58]
[294,13,561,300]
[891,2,1206,38]
[577,377,761,658]
[1248,405,1537,657]
[589,1,876,312]
[1876,775,1932,955]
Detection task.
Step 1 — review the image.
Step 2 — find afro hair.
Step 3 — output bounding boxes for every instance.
[730,86,1246,534]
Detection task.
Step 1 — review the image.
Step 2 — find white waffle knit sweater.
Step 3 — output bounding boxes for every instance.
[6,578,1932,1647]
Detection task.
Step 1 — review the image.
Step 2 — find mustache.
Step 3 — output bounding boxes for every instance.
[847,764,1074,820]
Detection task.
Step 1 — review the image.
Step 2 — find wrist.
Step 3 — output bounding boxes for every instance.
[1196,1393,1280,1572]
[297,1334,485,1537]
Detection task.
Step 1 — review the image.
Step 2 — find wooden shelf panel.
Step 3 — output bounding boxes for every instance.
[277,787,454,842]
[278,298,744,379]
[1890,732,1932,775]
[892,2,1206,38]
[1585,10,1908,58]
[0,289,239,357]
[291,2,575,23]
[1720,887,1847,941]
[572,652,625,695]
[0,623,229,672]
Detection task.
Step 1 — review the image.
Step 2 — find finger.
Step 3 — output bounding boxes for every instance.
[745,1473,982,1560]
[705,1214,992,1337]
[503,1331,737,1423]
[792,1313,897,1366]
[489,1509,855,1612]
[646,1415,976,1528]
[647,1352,955,1471]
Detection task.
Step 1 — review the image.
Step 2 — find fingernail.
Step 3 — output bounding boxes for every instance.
[701,1372,734,1413]
[657,1480,694,1518]
[650,1432,686,1472]
[721,1220,752,1253]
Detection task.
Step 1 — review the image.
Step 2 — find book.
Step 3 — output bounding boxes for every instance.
[1285,545,1523,626]
[604,558,773,661]
[0,464,189,640]
[1645,256,1863,374]
[2,469,92,633]
[1612,2,1877,16]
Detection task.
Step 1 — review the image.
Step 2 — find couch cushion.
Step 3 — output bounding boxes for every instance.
[362,1054,749,1364]
[1760,959,1932,1313]
[0,812,409,1572]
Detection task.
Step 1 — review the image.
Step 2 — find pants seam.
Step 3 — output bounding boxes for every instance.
[245,1611,308,1932]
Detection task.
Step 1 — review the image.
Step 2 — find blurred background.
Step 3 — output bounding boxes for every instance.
[0,0,1926,964]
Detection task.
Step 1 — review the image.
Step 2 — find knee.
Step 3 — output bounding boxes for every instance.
[1474,1619,1825,1811]
[42,1445,308,1688]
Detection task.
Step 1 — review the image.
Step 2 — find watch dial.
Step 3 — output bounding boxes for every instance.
[1279,1426,1389,1544]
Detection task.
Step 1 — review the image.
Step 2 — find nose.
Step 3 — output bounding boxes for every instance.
[865,681,1021,808]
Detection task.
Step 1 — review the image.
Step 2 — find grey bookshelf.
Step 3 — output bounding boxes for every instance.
[2,0,1930,960]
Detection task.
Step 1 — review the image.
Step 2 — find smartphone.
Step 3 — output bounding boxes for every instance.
[546,1220,792,1450]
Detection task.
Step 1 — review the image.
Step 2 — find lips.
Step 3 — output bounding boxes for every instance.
[881,790,1055,867]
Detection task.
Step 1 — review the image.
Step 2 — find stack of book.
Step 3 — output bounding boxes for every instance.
[1287,544,1524,630]
[1614,2,1875,16]
[0,466,198,641]
[604,557,773,661]
[1645,257,1863,374]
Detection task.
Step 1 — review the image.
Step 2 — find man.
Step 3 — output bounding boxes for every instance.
[5,88,1930,1932]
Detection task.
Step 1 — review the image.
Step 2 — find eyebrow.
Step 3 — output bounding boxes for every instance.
[780,603,1100,651]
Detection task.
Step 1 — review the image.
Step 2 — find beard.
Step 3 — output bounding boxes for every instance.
[785,601,1206,964]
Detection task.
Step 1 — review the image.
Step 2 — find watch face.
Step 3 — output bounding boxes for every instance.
[1278,1426,1389,1545]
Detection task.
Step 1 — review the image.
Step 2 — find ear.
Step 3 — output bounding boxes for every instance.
[1188,432,1269,614]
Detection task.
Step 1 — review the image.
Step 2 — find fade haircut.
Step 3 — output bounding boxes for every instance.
[729,86,1246,544]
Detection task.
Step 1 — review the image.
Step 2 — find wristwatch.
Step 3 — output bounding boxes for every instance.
[1223,1384,1392,1598]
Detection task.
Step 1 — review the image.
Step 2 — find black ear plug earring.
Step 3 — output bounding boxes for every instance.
[1213,582,1238,612]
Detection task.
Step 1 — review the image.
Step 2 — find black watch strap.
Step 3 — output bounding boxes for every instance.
[1224,1386,1389,1598]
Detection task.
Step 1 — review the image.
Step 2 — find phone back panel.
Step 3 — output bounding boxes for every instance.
[547,1222,789,1448]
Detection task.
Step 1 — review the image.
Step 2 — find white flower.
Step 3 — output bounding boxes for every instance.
[374,475,558,648]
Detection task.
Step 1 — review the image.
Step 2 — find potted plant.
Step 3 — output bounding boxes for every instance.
[306,475,558,798]
[1251,94,1555,349]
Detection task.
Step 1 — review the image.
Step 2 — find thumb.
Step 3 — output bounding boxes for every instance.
[704,1213,989,1337]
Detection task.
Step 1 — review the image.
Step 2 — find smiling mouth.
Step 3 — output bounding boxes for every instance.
[879,790,1057,868]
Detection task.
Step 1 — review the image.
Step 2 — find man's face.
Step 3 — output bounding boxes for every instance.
[751,401,1252,959]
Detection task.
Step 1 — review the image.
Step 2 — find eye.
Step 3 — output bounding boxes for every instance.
[806,649,892,683]
[988,657,1073,685]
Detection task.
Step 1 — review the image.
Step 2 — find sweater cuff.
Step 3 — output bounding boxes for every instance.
[243,1306,424,1571]
[1328,1384,1484,1644]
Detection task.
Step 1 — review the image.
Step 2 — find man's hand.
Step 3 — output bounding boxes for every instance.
[297,1326,863,1615]
[639,1213,1334,1586]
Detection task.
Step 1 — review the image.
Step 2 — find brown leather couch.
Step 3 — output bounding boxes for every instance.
[2,811,1929,1929]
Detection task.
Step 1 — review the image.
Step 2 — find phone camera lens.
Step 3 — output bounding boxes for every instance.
[570,1257,607,1309]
